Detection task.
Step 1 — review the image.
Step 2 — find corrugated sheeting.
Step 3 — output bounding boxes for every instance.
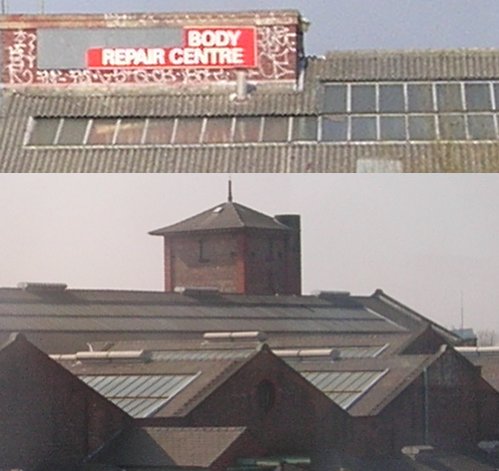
[4,89,314,118]
[310,49,499,81]
[80,373,198,418]
[2,140,499,173]
[3,50,499,172]
[301,370,387,409]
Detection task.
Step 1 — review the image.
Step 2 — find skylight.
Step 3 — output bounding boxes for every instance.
[80,373,199,418]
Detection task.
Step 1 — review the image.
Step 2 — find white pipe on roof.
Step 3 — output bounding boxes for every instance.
[50,350,150,361]
[203,331,267,341]
[457,346,499,353]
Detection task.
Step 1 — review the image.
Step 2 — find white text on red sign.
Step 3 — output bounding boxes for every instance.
[87,27,256,69]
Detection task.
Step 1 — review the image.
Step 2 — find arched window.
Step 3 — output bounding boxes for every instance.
[256,380,275,413]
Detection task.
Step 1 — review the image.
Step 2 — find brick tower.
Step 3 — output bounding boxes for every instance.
[149,189,301,295]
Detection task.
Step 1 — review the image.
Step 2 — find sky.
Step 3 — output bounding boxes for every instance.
[0,174,498,336]
[4,0,499,54]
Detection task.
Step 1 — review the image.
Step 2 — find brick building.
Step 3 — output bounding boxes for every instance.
[1,198,499,470]
[1,9,499,172]
[149,195,301,295]
[0,333,128,470]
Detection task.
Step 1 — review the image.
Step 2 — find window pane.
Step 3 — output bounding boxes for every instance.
[28,118,59,145]
[321,115,347,141]
[380,116,406,140]
[494,84,499,110]
[465,83,492,111]
[234,117,261,142]
[57,119,88,145]
[262,117,289,142]
[203,118,232,143]
[351,85,376,112]
[292,116,317,141]
[408,115,436,140]
[407,84,434,112]
[87,119,117,145]
[439,114,466,140]
[379,85,405,112]
[144,118,175,144]
[467,114,496,140]
[115,119,145,145]
[174,118,203,144]
[323,85,347,113]
[351,116,376,141]
[436,83,463,111]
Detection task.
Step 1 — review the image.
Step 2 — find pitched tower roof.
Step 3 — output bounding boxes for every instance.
[149,201,291,235]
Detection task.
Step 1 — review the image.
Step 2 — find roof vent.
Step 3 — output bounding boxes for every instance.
[51,350,151,362]
[18,282,68,293]
[174,286,220,297]
[273,348,341,361]
[203,331,267,342]
[314,290,350,300]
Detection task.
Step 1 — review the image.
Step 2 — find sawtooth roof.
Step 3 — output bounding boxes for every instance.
[149,201,290,235]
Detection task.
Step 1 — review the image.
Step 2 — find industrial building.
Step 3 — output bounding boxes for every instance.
[1,10,499,172]
[1,196,499,470]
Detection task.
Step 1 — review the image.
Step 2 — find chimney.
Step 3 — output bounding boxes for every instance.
[274,215,301,295]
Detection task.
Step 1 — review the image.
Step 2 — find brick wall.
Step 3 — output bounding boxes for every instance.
[151,348,350,458]
[244,232,289,295]
[167,232,241,293]
[165,228,301,295]
[0,335,128,470]
[350,348,497,457]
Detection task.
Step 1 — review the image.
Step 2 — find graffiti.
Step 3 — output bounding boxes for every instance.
[5,30,37,84]
[251,26,297,80]
[2,25,297,86]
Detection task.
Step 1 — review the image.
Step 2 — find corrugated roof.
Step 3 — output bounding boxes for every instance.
[3,49,499,172]
[311,49,499,81]
[94,426,248,468]
[150,201,290,235]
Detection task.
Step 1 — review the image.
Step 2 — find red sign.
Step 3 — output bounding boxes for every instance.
[87,27,256,69]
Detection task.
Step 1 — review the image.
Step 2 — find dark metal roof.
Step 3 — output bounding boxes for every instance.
[149,201,290,235]
[0,288,407,335]
[0,287,463,355]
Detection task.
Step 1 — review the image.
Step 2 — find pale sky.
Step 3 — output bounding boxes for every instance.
[0,174,498,336]
[4,0,499,54]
